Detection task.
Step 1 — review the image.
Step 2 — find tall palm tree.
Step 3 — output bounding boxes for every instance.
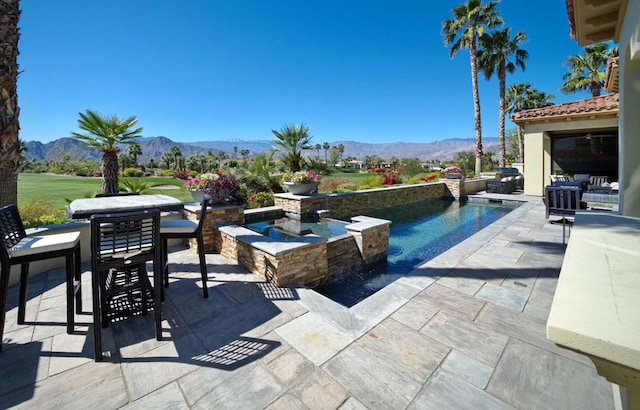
[322,142,330,163]
[272,123,313,172]
[506,83,554,161]
[560,42,618,97]
[71,109,142,194]
[0,0,22,207]
[442,0,502,176]
[478,27,528,167]
[314,143,321,160]
[127,141,142,167]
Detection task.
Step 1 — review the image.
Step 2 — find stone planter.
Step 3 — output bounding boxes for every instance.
[283,182,317,195]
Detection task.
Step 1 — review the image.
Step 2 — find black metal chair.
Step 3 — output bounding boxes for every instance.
[545,186,581,244]
[160,195,210,298]
[0,204,81,352]
[90,208,162,361]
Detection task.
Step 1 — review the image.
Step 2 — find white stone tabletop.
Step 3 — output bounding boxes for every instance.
[68,194,184,219]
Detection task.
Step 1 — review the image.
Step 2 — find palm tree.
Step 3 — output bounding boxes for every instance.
[478,27,528,167]
[442,0,502,176]
[337,143,345,165]
[314,143,321,160]
[71,109,142,194]
[322,142,330,163]
[240,149,250,161]
[169,146,182,171]
[506,83,554,161]
[560,42,618,97]
[272,123,313,172]
[127,141,142,167]
[0,0,21,207]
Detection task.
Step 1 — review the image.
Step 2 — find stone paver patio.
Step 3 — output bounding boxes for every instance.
[0,195,614,409]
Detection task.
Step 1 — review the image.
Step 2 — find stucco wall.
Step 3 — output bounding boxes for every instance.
[619,3,640,217]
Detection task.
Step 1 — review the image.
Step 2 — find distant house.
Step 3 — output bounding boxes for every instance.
[342,160,365,169]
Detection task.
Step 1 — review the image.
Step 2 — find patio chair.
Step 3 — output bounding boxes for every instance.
[90,208,162,361]
[0,204,82,352]
[545,186,581,245]
[159,195,210,298]
[549,174,572,184]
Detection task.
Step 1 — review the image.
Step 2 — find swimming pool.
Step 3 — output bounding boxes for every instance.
[315,198,517,307]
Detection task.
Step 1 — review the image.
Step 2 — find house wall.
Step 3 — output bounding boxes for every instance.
[619,2,640,217]
[522,118,618,196]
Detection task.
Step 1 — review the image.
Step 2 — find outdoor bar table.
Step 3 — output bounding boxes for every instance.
[67,194,184,219]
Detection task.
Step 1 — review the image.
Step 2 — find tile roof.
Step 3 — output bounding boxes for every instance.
[510,93,619,122]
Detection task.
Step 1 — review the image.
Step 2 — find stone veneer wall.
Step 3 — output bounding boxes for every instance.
[442,179,465,200]
[217,227,328,287]
[216,215,389,287]
[274,182,446,219]
[184,204,244,252]
[326,221,389,278]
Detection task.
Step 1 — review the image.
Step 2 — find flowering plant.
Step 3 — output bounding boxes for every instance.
[282,170,322,184]
[442,166,463,174]
[183,172,241,203]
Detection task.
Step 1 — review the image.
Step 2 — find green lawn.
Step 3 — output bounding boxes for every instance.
[18,173,190,210]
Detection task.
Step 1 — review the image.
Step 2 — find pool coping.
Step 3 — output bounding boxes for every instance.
[291,196,538,338]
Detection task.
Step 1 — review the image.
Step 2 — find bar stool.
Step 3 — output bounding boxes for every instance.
[0,204,81,352]
[160,195,210,298]
[90,208,162,361]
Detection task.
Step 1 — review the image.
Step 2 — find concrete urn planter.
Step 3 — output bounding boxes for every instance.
[283,182,317,195]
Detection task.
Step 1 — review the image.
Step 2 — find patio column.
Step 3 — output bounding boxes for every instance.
[523,131,549,197]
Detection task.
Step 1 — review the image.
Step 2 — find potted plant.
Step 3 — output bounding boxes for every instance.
[183,172,241,203]
[441,166,464,179]
[282,170,322,195]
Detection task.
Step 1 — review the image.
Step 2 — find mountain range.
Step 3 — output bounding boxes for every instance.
[24,136,499,163]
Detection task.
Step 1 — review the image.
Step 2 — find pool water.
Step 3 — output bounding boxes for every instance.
[315,199,516,307]
[246,218,349,241]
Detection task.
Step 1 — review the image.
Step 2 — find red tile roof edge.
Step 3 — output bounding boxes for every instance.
[510,93,619,121]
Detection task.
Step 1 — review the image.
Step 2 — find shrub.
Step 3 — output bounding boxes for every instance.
[318,177,357,193]
[19,200,67,229]
[119,178,151,193]
[122,167,143,177]
[248,191,275,208]
[357,175,384,190]
[176,170,189,180]
[162,169,176,177]
[189,170,199,178]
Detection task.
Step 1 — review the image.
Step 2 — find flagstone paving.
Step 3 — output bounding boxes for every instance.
[0,194,615,409]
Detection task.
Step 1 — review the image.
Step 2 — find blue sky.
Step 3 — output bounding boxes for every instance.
[18,0,592,144]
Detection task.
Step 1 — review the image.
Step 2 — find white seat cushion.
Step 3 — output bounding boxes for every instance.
[160,219,198,235]
[9,232,80,258]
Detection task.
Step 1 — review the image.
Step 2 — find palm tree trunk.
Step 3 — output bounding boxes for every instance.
[517,125,524,163]
[498,61,506,168]
[0,0,21,207]
[469,34,483,176]
[102,151,119,194]
[591,80,601,97]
